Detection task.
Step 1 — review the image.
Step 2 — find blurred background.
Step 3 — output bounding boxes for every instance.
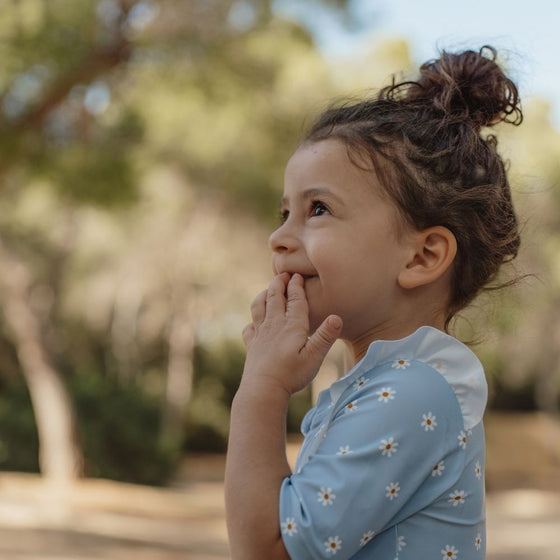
[0,0,558,559]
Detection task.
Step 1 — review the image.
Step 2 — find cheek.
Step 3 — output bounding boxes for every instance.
[308,240,350,276]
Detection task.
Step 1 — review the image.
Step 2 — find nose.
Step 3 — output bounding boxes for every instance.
[268,221,298,254]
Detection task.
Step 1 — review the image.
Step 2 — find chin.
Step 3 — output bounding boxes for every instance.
[308,309,329,334]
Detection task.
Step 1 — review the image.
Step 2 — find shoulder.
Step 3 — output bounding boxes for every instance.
[330,327,488,430]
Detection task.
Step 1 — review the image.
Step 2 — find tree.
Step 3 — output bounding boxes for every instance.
[0,0,142,482]
[0,0,357,481]
[2,0,556,487]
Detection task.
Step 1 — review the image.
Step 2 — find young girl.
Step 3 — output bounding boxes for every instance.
[225,46,522,559]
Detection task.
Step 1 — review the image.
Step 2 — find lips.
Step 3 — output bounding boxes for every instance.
[283,271,317,281]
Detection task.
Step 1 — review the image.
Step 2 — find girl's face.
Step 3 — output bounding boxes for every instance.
[269,139,416,343]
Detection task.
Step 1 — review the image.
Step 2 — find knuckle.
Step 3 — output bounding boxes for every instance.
[287,290,302,303]
[315,327,333,348]
[242,323,255,344]
[266,285,281,300]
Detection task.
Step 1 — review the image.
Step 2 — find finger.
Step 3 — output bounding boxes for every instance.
[250,290,267,325]
[265,273,289,316]
[305,315,343,361]
[285,273,309,323]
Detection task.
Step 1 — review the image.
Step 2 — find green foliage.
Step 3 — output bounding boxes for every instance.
[0,0,143,208]
[186,341,246,452]
[43,143,138,207]
[1,0,559,492]
[187,340,313,452]
[0,0,97,77]
[0,374,183,485]
[489,378,539,411]
[35,107,145,207]
[0,382,39,472]
[71,374,181,486]
[286,388,313,434]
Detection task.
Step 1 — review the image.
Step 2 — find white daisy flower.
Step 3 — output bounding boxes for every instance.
[432,460,445,477]
[376,387,396,403]
[448,489,467,506]
[344,400,358,413]
[359,530,374,547]
[385,481,400,500]
[354,376,368,390]
[475,533,482,551]
[475,461,482,480]
[379,437,399,457]
[397,535,406,551]
[392,359,410,369]
[441,545,459,559]
[324,536,342,554]
[337,445,351,455]
[458,431,467,449]
[317,486,336,506]
[421,412,437,431]
[281,517,297,536]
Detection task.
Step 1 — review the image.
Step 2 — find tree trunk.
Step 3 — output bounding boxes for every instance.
[160,213,208,443]
[0,239,82,482]
[163,309,195,439]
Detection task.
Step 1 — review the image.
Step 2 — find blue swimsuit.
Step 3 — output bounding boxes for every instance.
[280,326,487,559]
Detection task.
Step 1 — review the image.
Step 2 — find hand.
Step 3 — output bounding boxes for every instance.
[241,272,343,396]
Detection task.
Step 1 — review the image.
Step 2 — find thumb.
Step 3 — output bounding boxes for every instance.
[305,315,343,361]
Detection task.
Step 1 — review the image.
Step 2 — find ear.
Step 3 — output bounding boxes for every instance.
[397,226,457,290]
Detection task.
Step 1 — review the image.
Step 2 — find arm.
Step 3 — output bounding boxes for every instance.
[224,273,342,560]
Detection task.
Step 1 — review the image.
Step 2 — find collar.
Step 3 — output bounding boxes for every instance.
[330,326,487,430]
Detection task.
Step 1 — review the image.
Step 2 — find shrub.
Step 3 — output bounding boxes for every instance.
[70,374,182,485]
[0,382,39,472]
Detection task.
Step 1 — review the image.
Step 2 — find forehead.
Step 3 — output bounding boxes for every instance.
[283,139,378,198]
[286,139,367,182]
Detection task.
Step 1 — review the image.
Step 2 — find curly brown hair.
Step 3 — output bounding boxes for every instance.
[304,46,522,326]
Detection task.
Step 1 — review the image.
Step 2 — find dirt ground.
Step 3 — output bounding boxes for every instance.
[0,412,558,560]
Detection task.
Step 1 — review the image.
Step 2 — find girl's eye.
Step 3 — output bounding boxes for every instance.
[279,208,289,224]
[310,200,330,217]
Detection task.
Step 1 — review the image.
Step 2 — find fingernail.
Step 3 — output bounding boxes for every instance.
[328,316,342,329]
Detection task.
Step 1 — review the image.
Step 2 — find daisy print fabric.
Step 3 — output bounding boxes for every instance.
[279,326,487,559]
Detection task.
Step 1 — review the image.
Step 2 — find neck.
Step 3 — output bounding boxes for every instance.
[342,313,446,368]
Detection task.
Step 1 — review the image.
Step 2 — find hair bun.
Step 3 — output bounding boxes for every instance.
[408,46,522,130]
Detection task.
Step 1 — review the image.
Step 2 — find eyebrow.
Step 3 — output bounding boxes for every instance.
[281,186,343,207]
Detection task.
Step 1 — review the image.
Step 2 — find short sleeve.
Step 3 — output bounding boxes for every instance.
[279,361,466,559]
